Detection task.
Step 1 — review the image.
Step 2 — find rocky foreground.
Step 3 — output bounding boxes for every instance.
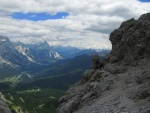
[0,94,11,113]
[0,100,11,113]
[57,13,150,113]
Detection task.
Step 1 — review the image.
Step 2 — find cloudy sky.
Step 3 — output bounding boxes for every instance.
[0,0,150,49]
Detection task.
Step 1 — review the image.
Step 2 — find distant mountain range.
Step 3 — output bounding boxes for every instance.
[0,35,110,78]
[50,45,110,59]
[0,36,62,66]
[15,41,63,64]
[0,35,63,77]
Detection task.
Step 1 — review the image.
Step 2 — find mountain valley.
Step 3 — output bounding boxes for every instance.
[0,35,108,113]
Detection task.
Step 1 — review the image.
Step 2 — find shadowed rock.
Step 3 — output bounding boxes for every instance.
[0,99,11,113]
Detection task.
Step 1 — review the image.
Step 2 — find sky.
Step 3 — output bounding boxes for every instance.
[0,0,150,49]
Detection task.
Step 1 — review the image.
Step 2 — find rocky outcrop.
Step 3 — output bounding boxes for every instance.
[105,13,150,64]
[0,99,11,113]
[57,13,150,113]
[0,92,11,113]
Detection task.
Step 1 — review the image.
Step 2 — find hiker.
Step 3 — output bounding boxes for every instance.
[92,54,100,70]
[99,61,105,70]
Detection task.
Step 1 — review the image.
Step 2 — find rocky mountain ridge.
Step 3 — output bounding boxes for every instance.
[15,41,63,64]
[0,36,33,69]
[0,36,62,72]
[0,35,65,79]
[57,13,150,113]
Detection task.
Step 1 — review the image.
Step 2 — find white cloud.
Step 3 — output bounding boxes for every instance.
[0,0,150,49]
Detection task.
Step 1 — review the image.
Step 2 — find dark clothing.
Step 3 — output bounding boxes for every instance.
[99,62,104,70]
[92,56,100,70]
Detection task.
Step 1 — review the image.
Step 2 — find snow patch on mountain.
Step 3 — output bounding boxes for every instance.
[0,56,17,68]
[15,45,36,63]
[50,50,63,59]
[0,39,6,42]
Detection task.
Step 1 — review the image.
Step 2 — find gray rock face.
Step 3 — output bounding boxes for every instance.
[0,99,11,113]
[57,13,150,113]
[0,92,11,113]
[106,13,150,65]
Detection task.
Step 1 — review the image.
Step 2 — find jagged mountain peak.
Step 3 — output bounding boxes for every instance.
[0,36,14,50]
[0,36,19,56]
[32,40,50,48]
[0,35,10,42]
[0,36,63,75]
[14,40,63,64]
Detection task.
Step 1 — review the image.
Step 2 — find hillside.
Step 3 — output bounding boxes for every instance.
[16,54,103,90]
[33,54,93,77]
[0,54,104,113]
[57,13,150,113]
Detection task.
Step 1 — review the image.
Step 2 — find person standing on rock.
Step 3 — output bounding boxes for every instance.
[92,54,100,70]
[99,61,105,70]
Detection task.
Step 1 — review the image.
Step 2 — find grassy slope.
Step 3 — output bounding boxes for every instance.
[3,88,64,113]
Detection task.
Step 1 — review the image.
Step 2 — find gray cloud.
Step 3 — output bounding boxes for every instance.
[0,0,150,49]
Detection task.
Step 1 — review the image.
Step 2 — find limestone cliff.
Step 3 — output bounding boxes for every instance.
[57,13,150,113]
